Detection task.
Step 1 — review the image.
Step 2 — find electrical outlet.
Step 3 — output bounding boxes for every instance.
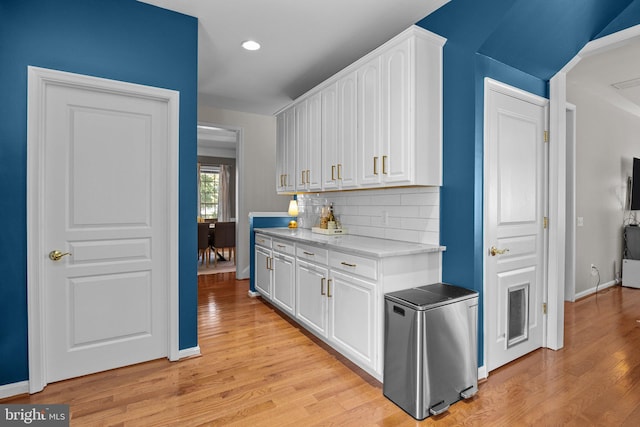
[590,264,598,276]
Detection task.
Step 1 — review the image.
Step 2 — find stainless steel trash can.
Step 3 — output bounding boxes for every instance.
[383,283,479,420]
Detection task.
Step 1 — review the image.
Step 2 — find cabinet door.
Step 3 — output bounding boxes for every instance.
[296,261,328,337]
[255,246,272,298]
[337,71,358,189]
[275,112,286,192]
[294,100,308,191]
[328,271,376,369]
[381,38,412,184]
[357,56,382,187]
[282,107,296,192]
[307,92,322,191]
[321,83,338,190]
[272,253,295,315]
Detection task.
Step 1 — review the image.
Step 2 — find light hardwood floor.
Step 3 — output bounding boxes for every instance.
[4,274,640,426]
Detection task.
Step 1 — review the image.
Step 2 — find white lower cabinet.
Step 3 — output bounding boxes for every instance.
[272,252,295,315]
[255,245,272,298]
[296,260,328,336]
[296,261,376,372]
[254,230,443,381]
[328,270,376,369]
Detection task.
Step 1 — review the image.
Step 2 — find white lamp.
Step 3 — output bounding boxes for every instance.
[288,199,299,228]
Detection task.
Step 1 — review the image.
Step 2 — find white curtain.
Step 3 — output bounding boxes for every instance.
[217,164,231,222]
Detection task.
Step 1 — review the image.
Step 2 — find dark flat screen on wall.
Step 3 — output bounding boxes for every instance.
[632,158,640,210]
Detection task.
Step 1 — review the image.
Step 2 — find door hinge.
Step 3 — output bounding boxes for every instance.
[543,217,548,229]
[543,302,547,315]
[544,130,549,143]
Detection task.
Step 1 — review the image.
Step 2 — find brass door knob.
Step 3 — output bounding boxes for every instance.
[49,250,72,261]
[489,246,509,257]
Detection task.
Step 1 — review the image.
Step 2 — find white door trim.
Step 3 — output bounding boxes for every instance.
[26,66,180,394]
[483,78,549,372]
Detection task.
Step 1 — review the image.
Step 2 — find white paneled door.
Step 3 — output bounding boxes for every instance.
[27,67,179,390]
[484,79,548,372]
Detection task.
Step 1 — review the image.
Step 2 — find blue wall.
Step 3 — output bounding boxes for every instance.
[418,0,640,367]
[0,0,198,386]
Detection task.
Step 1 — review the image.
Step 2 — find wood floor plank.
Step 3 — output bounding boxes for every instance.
[3,276,640,426]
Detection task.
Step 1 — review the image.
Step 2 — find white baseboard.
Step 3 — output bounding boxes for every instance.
[574,279,618,300]
[478,365,487,381]
[0,381,29,399]
[177,346,201,359]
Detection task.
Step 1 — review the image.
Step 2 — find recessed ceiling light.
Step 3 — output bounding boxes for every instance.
[612,77,640,90]
[241,40,261,51]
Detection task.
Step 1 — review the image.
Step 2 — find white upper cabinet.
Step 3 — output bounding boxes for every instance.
[323,72,358,190]
[295,94,322,192]
[276,26,445,193]
[357,56,382,186]
[306,92,322,190]
[276,106,296,193]
[294,99,308,191]
[383,32,444,186]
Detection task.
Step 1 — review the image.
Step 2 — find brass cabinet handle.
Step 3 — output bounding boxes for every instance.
[306,170,311,184]
[373,157,378,175]
[301,170,306,185]
[321,277,326,295]
[331,165,336,181]
[303,251,315,256]
[327,279,332,297]
[489,246,509,257]
[337,164,342,180]
[277,244,286,249]
[382,155,388,175]
[49,250,72,261]
[340,261,356,268]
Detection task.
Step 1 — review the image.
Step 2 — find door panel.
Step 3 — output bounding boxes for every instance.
[255,247,272,297]
[329,271,375,367]
[43,80,168,383]
[485,80,547,372]
[296,261,328,336]
[272,253,295,315]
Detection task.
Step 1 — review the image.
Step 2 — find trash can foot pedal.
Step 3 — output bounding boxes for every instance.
[460,384,478,400]
[429,400,449,416]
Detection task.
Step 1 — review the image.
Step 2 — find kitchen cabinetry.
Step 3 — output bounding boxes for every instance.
[295,94,322,192]
[275,25,445,193]
[296,260,328,336]
[254,234,273,297]
[322,73,358,190]
[271,239,296,315]
[276,107,295,193]
[357,56,382,186]
[359,31,444,187]
[253,228,444,380]
[328,270,376,368]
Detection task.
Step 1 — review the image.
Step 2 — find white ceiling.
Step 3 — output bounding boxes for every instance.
[568,37,640,118]
[138,0,449,116]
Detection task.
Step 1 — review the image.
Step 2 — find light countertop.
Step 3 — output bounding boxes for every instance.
[254,227,445,258]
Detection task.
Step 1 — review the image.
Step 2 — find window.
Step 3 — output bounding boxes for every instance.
[199,166,219,220]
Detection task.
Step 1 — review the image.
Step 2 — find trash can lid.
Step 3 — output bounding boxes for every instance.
[385,282,478,310]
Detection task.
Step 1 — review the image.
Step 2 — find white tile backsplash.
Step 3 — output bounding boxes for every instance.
[296,187,440,245]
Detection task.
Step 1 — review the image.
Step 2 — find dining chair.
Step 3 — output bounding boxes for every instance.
[198,222,211,266]
[212,221,235,266]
